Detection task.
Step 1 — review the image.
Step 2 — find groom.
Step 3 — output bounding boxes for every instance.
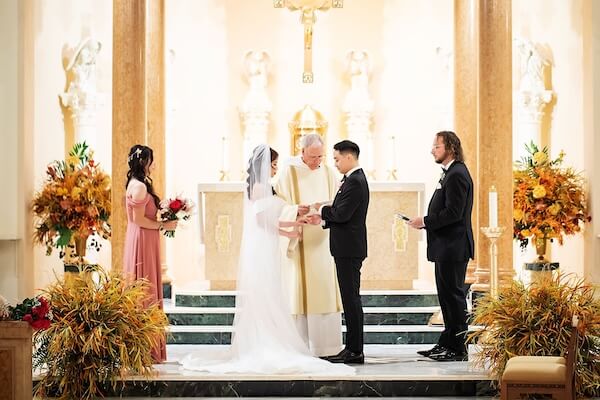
[309,140,370,364]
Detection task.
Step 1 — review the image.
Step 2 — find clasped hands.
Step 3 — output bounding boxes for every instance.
[295,203,323,225]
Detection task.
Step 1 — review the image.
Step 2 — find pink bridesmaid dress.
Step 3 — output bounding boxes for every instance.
[123,191,167,363]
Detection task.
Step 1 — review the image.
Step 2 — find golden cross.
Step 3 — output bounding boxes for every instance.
[274,0,343,83]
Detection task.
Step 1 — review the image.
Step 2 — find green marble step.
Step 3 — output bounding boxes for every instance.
[166,306,438,326]
[166,325,443,345]
[174,290,440,308]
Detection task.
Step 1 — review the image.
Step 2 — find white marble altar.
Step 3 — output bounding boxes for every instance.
[198,181,425,290]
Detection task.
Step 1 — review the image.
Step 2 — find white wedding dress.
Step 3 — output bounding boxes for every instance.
[181,145,353,375]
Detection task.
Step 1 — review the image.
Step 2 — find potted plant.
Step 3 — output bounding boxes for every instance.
[513,142,589,271]
[32,268,169,400]
[468,273,600,397]
[31,142,111,268]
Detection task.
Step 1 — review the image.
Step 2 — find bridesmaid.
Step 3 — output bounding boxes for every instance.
[123,144,177,363]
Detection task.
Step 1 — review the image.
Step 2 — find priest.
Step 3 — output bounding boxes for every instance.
[274,133,343,357]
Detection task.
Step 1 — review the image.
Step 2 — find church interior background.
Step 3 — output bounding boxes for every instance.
[1,0,600,398]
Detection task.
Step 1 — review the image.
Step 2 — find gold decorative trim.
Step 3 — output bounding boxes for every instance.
[290,166,308,314]
[392,215,408,252]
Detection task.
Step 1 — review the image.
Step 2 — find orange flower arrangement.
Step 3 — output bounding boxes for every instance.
[32,142,111,257]
[513,142,589,250]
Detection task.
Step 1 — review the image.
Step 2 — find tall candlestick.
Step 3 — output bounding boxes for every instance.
[489,185,498,228]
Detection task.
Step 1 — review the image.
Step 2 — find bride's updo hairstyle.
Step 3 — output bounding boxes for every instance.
[246,145,278,200]
[126,144,161,207]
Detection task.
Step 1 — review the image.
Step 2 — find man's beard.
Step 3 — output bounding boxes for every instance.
[434,151,449,164]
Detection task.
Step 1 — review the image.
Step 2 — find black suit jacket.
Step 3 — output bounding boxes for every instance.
[424,161,474,262]
[321,168,370,258]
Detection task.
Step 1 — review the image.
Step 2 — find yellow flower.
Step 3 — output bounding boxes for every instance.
[71,187,82,200]
[57,188,68,196]
[548,203,561,216]
[532,185,546,199]
[513,209,524,221]
[532,151,548,165]
[521,229,531,237]
[66,155,79,166]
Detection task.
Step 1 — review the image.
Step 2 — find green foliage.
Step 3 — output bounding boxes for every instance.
[9,297,39,320]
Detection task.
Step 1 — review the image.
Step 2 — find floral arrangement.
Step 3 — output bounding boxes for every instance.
[468,273,600,397]
[158,196,194,237]
[0,295,53,330]
[32,142,111,257]
[33,267,169,399]
[513,142,589,250]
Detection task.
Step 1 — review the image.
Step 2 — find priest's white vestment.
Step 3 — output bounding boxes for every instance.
[274,156,343,356]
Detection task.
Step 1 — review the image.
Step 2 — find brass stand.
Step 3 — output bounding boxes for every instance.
[480,226,506,298]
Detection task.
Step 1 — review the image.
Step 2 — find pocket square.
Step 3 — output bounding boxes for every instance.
[436,182,442,189]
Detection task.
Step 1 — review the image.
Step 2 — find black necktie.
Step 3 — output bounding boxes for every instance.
[341,175,347,183]
[439,168,446,182]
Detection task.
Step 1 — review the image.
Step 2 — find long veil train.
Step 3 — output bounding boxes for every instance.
[180,145,353,375]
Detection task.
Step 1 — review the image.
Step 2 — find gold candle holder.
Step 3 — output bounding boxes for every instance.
[480,226,506,298]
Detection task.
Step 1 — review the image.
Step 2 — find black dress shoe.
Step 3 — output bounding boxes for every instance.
[319,349,347,362]
[416,344,446,357]
[329,350,365,364]
[428,349,468,362]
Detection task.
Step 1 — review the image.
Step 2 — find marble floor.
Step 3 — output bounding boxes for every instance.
[152,344,489,382]
[35,344,495,397]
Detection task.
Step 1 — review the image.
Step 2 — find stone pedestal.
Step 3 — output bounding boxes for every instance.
[0,321,32,400]
[198,181,425,290]
[523,262,559,286]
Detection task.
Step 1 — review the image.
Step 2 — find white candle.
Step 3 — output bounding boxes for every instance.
[489,186,498,228]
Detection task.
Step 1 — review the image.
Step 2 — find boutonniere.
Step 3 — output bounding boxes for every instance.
[436,170,446,189]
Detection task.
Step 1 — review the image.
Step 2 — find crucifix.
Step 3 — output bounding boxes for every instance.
[274,0,343,83]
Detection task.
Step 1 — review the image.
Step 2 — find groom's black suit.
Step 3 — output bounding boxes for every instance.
[321,168,369,354]
[424,160,474,353]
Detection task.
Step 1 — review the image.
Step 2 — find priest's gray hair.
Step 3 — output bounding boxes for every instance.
[300,133,324,149]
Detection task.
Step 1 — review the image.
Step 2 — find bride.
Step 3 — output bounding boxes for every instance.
[181,145,353,375]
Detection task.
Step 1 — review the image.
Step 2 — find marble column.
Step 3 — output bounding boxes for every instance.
[454,0,513,292]
[112,0,166,274]
[454,0,479,285]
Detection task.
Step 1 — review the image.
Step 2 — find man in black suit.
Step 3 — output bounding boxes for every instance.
[408,131,474,362]
[308,140,370,364]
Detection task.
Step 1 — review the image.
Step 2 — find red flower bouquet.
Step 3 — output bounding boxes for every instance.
[8,296,53,330]
[158,196,194,238]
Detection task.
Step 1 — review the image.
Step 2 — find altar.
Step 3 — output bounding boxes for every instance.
[198,181,425,290]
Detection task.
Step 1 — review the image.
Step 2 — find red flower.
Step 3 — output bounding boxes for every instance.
[31,318,51,330]
[23,314,33,323]
[169,199,184,213]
